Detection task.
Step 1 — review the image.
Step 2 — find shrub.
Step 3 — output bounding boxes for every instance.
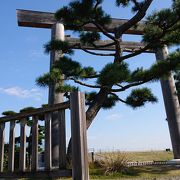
[96,152,130,175]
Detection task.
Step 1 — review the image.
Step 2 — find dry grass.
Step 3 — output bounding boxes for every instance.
[94,152,129,175]
[96,150,173,162]
[126,150,173,161]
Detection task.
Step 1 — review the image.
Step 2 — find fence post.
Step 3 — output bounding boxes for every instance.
[45,113,52,170]
[58,109,66,169]
[0,122,5,172]
[19,119,27,172]
[8,120,15,172]
[70,91,89,180]
[32,116,38,171]
[19,118,27,172]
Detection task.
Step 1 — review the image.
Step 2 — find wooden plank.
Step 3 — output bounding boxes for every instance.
[58,110,66,169]
[70,92,89,180]
[19,119,27,172]
[45,113,52,170]
[0,122,5,172]
[17,9,144,35]
[31,116,38,171]
[0,169,72,178]
[0,101,69,123]
[8,120,15,172]
[66,37,154,53]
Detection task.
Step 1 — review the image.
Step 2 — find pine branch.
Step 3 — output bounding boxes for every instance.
[94,0,101,10]
[81,47,115,56]
[109,92,128,104]
[120,43,151,61]
[120,19,179,61]
[92,21,117,41]
[111,81,146,92]
[116,0,153,36]
[115,83,124,88]
[68,77,102,89]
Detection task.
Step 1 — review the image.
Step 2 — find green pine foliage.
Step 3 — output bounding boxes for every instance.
[85,91,119,109]
[36,0,180,112]
[129,50,180,83]
[2,111,16,116]
[53,56,82,77]
[55,0,111,30]
[101,95,119,109]
[116,0,146,13]
[80,32,101,45]
[36,55,97,93]
[97,62,130,86]
[56,84,79,93]
[126,88,157,108]
[45,40,74,55]
[143,1,180,47]
[85,91,97,105]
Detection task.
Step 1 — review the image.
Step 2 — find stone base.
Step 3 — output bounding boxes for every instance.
[167,159,180,165]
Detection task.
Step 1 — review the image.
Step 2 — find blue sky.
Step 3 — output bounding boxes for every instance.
[0,0,174,152]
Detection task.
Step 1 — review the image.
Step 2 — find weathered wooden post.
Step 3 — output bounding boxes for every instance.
[49,22,66,167]
[70,92,89,180]
[32,116,39,171]
[19,118,27,172]
[155,45,180,159]
[8,120,15,172]
[58,109,66,169]
[0,122,5,172]
[45,113,52,170]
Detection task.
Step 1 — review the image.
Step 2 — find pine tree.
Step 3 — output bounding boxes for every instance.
[36,0,180,162]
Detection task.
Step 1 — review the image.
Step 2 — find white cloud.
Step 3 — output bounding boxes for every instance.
[0,86,43,101]
[106,113,123,121]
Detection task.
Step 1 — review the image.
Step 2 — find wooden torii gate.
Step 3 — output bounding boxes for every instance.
[16,9,180,162]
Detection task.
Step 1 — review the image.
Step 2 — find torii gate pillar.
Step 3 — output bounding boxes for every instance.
[156,46,180,159]
[49,22,66,167]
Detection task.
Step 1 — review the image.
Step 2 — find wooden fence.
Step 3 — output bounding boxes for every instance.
[0,91,89,180]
